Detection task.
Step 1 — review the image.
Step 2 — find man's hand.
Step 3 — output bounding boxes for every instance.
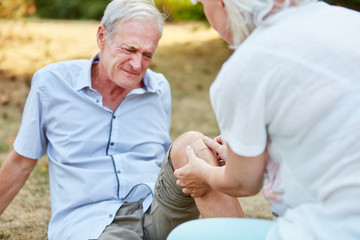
[174,145,212,198]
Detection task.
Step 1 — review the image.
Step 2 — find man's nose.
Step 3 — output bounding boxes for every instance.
[129,53,142,71]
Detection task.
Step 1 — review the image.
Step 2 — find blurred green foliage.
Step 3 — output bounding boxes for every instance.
[155,0,206,21]
[33,0,109,20]
[0,0,359,20]
[0,0,205,21]
[325,0,360,10]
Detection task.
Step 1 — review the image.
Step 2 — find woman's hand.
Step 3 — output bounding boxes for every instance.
[203,135,227,166]
[174,145,212,198]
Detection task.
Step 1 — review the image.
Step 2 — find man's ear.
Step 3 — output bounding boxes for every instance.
[97,25,106,49]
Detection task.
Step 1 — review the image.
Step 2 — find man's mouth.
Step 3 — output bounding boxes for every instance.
[121,68,140,76]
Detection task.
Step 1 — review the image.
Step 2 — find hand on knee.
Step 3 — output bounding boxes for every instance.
[170,131,204,170]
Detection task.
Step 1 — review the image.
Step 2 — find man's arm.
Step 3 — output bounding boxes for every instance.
[0,150,37,214]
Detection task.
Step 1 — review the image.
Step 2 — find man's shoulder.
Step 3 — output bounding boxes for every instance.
[33,58,89,87]
[146,68,167,81]
[37,58,88,76]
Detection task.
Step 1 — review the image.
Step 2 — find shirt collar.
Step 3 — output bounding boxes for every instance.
[74,52,161,94]
[75,52,99,91]
[129,70,160,95]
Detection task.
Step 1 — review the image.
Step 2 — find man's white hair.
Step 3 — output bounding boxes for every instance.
[100,0,165,40]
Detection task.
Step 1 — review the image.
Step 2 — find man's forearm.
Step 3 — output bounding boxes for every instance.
[0,150,37,214]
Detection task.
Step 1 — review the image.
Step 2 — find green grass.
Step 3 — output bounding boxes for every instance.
[0,142,10,153]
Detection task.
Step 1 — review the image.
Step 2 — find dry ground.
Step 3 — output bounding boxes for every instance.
[0,19,272,239]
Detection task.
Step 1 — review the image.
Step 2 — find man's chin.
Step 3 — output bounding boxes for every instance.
[112,80,143,90]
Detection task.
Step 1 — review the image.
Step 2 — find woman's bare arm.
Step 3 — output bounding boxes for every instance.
[175,142,268,198]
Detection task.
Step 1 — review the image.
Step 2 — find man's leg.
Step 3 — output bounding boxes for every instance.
[98,202,145,240]
[170,131,244,218]
[144,144,200,240]
[144,131,244,240]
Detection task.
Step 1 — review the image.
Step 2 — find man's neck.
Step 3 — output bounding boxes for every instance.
[91,62,131,112]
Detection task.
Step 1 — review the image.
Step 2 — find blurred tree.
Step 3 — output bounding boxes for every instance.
[32,0,204,21]
[155,0,205,21]
[0,0,36,19]
[1,0,359,21]
[324,0,360,11]
[33,0,108,20]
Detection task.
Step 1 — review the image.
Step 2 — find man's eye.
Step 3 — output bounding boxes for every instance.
[124,48,135,53]
[144,54,153,59]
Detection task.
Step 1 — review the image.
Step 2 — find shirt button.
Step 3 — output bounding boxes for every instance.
[96,100,99,103]
[117,170,120,174]
[113,116,116,119]
[109,214,113,218]
[110,142,114,146]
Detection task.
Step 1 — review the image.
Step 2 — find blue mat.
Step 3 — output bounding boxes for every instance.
[167,218,274,240]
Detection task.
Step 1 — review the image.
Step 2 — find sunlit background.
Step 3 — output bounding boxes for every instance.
[0,0,358,239]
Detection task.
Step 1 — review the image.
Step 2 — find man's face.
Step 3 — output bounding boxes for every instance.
[97,20,160,90]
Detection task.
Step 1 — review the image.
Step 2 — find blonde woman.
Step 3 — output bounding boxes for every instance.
[172,0,360,239]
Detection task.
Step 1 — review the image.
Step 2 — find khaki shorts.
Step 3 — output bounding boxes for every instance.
[98,148,200,240]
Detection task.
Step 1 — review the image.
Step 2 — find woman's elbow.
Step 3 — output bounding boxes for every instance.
[215,179,263,198]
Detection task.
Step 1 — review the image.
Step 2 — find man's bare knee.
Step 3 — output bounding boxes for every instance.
[170,131,204,170]
[190,139,218,166]
[170,131,218,170]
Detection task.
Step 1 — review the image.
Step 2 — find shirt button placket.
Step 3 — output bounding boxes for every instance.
[109,114,116,150]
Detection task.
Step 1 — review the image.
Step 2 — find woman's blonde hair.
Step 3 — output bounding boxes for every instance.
[224,0,317,47]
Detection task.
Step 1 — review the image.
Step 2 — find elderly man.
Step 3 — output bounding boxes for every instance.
[0,0,243,239]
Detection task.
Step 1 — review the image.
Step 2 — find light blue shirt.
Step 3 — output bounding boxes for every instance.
[14,53,172,239]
